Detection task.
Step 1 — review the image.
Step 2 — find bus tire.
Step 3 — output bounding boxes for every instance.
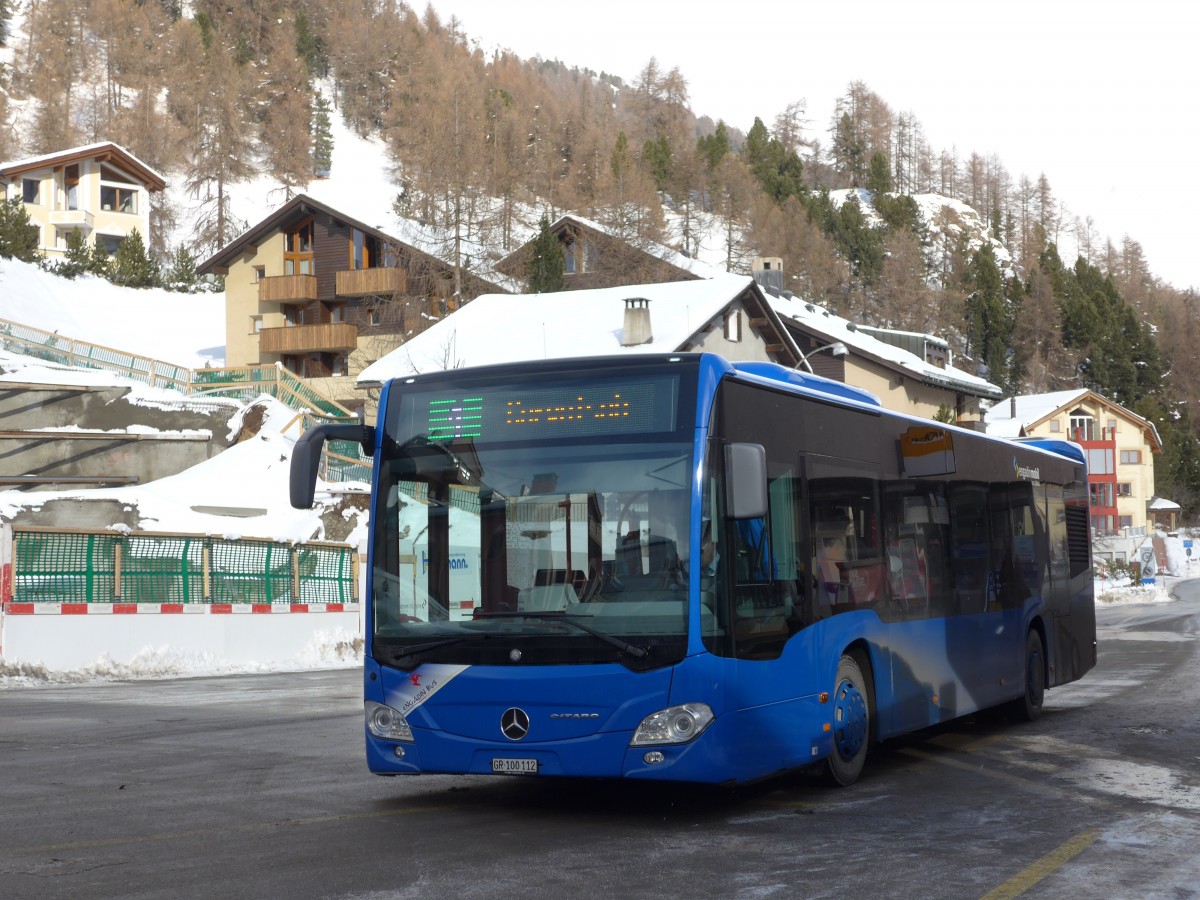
[827,653,870,786]
[1012,628,1046,722]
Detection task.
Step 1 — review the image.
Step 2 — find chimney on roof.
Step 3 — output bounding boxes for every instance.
[1010,397,1017,418]
[621,297,653,346]
[752,256,784,294]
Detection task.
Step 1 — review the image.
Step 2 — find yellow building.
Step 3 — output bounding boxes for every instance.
[985,389,1163,535]
[0,143,166,259]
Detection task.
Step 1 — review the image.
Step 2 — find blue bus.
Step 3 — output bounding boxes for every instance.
[291,353,1095,786]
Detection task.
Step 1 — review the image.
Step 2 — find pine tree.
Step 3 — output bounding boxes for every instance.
[313,93,334,178]
[0,198,39,262]
[49,229,92,278]
[526,215,565,293]
[696,121,730,173]
[642,134,672,191]
[865,151,893,194]
[163,245,199,292]
[112,228,159,288]
[965,244,1012,389]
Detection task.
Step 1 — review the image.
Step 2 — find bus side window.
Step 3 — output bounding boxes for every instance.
[949,483,990,615]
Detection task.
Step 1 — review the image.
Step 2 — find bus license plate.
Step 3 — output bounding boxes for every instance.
[492,757,538,774]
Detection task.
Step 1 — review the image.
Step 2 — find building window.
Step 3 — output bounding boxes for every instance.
[1048,420,1060,432]
[250,315,263,334]
[329,303,346,324]
[1116,482,1132,497]
[1069,411,1094,441]
[368,309,381,327]
[100,185,137,214]
[724,310,742,342]
[22,179,39,204]
[332,354,349,377]
[1090,482,1114,508]
[97,234,123,256]
[253,266,266,283]
[1120,450,1142,465]
[1118,516,1133,530]
[284,306,303,327]
[350,228,380,270]
[65,164,79,210]
[284,217,315,275]
[563,238,577,275]
[1086,448,1114,475]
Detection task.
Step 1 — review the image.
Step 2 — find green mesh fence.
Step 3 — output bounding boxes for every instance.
[209,538,294,604]
[121,534,204,603]
[11,531,356,605]
[13,531,117,602]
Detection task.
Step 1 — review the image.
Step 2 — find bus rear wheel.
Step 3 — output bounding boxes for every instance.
[1010,628,1046,722]
[827,654,870,786]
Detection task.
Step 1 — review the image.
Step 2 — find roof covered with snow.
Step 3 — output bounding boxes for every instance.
[358,273,768,383]
[983,390,1090,438]
[765,292,1003,398]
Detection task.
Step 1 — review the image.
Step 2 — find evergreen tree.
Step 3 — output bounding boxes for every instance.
[829,192,884,284]
[964,244,1012,388]
[865,151,893,194]
[742,116,804,203]
[295,9,327,79]
[163,245,200,292]
[88,240,114,280]
[526,214,565,293]
[313,93,334,178]
[48,229,91,278]
[642,134,672,191]
[696,120,730,172]
[0,197,39,262]
[111,229,159,287]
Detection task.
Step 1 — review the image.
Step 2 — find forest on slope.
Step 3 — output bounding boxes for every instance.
[2,0,1199,515]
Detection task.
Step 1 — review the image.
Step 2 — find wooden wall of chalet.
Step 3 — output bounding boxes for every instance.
[314,212,346,304]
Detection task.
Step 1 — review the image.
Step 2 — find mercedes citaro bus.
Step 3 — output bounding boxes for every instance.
[291,353,1095,785]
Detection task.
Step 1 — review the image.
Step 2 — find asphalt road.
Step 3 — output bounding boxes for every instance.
[1,595,1198,900]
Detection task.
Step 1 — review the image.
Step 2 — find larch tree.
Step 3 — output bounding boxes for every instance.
[180,16,257,253]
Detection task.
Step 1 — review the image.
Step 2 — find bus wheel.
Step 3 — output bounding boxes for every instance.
[1012,629,1046,722]
[827,654,870,786]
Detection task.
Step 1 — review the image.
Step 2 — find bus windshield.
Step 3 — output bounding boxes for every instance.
[371,365,699,670]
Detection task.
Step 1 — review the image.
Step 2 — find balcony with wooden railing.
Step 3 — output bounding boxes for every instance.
[258,274,318,304]
[258,323,358,354]
[336,267,406,297]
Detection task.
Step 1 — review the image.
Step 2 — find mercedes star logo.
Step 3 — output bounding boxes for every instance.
[500,707,530,741]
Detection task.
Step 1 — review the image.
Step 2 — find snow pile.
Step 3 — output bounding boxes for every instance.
[0,628,364,689]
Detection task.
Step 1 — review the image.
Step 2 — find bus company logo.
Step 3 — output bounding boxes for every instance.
[409,673,422,687]
[1013,457,1041,483]
[398,677,439,715]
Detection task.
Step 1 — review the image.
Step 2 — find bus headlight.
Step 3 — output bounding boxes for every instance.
[365,701,414,742]
[630,703,714,746]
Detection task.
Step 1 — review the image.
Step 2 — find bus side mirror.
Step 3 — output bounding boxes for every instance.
[290,423,375,509]
[725,443,768,520]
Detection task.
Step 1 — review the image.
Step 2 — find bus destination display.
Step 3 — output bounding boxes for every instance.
[419,378,676,442]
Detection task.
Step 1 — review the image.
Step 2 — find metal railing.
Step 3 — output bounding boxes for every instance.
[1,316,371,480]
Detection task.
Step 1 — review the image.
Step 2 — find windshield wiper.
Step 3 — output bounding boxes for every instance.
[476,611,649,659]
[379,634,489,668]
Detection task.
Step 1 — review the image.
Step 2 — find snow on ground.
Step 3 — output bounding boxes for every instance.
[0,257,226,369]
[0,627,363,687]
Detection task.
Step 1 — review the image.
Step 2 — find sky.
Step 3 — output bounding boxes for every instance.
[426,0,1197,292]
